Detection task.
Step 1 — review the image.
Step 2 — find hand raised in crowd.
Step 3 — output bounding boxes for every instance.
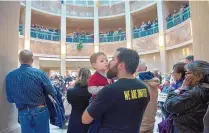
[182,74,194,88]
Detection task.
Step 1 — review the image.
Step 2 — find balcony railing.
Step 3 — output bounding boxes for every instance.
[167,7,190,29]
[30,28,60,41]
[19,25,23,35]
[19,26,159,43]
[100,33,126,42]
[133,26,159,39]
[66,35,94,43]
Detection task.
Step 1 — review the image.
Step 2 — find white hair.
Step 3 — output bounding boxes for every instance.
[137,60,147,71]
[19,50,33,64]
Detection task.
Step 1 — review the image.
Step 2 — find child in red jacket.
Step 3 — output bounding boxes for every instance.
[88,52,113,133]
[88,52,113,98]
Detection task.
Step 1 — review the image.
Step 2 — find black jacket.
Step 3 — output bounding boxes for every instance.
[67,84,91,133]
[204,104,209,133]
[164,84,209,133]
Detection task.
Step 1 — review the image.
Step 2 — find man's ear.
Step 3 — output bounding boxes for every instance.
[119,62,125,69]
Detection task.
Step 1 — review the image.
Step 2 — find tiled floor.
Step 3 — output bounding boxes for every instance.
[50,124,67,133]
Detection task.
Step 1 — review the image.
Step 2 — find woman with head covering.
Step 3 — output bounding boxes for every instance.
[164,60,209,133]
[67,68,91,133]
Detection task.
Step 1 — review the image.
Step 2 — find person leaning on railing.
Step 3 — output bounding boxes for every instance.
[166,5,190,29]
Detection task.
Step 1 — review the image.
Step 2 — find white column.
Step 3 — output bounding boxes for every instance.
[60,2,66,77]
[33,57,40,69]
[157,0,168,74]
[24,0,31,50]
[190,1,209,62]
[0,1,21,133]
[125,1,132,49]
[94,0,99,53]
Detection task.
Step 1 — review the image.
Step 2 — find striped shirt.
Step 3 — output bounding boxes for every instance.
[5,64,56,109]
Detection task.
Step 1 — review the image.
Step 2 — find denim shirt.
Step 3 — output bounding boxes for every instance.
[5,64,56,109]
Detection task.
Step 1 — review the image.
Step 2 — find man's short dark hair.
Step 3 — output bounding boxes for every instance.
[186,55,194,62]
[116,48,140,74]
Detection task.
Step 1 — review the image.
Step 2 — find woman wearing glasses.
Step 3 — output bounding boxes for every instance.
[164,60,209,133]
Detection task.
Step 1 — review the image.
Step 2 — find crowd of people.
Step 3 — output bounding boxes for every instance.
[19,20,159,43]
[133,18,159,38]
[66,31,94,43]
[166,4,190,29]
[66,28,126,43]
[5,48,209,133]
[30,24,60,41]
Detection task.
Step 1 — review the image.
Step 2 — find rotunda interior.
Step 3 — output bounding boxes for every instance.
[1,1,209,133]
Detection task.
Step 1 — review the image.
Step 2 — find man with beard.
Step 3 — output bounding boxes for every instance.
[82,48,150,133]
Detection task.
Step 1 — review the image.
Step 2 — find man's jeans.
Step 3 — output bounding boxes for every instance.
[18,106,50,133]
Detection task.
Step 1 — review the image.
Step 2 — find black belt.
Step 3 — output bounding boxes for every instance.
[18,103,46,111]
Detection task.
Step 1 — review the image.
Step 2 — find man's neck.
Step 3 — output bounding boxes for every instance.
[117,72,135,80]
[21,63,32,67]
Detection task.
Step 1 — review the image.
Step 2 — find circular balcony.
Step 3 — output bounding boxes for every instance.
[21,1,156,18]
[19,19,192,57]
[19,1,192,65]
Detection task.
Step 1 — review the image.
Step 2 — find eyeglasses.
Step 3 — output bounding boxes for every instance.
[185,71,193,75]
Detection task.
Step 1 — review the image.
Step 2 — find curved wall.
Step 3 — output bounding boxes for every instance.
[24,1,156,18]
[130,1,156,12]
[66,43,94,56]
[66,5,94,18]
[166,19,192,49]
[99,2,125,17]
[140,53,161,72]
[31,1,61,15]
[99,41,127,56]
[30,39,60,55]
[133,33,159,54]
[167,44,193,72]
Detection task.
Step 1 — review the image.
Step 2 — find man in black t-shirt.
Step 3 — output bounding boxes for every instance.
[82,48,150,133]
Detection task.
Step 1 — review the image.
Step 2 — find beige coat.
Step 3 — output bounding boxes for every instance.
[140,77,160,132]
